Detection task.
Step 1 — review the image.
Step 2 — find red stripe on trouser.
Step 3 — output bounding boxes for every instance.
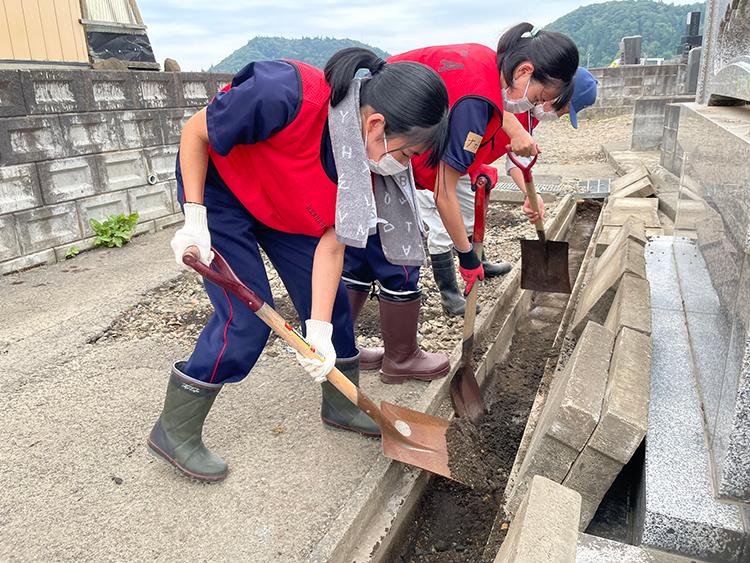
[210,287,233,384]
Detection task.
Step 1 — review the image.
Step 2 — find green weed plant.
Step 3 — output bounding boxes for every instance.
[90,213,139,248]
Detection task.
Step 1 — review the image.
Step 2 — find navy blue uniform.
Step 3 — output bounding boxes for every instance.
[179,61,356,385]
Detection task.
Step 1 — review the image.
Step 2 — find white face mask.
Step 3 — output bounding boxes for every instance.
[532,104,559,122]
[366,130,408,176]
[502,75,534,113]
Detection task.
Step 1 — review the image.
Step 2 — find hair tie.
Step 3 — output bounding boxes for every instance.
[521,26,541,38]
[371,58,386,74]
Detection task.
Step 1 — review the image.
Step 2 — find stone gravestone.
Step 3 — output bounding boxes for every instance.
[620,36,643,65]
[680,11,703,60]
[697,0,750,104]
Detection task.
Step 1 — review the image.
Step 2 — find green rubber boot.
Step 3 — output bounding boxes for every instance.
[147,362,228,482]
[321,353,381,436]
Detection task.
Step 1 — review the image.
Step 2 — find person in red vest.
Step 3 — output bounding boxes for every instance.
[346,23,579,365]
[147,47,450,482]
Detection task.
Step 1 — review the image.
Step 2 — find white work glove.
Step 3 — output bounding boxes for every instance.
[296,319,336,383]
[171,203,214,266]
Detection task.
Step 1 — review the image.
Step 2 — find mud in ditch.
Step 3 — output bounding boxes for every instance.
[389,200,601,563]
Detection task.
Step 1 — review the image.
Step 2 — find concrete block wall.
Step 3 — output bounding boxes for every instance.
[580,65,688,121]
[0,68,234,274]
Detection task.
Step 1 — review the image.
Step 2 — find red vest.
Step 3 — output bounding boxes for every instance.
[208,61,336,236]
[388,44,508,191]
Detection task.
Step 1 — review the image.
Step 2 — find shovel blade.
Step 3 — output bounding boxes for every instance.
[520,239,572,294]
[450,360,486,424]
[379,401,457,482]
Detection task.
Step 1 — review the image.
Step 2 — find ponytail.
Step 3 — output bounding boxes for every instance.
[325,47,386,107]
[497,22,579,93]
[324,47,450,169]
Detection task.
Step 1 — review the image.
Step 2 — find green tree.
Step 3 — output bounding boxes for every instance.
[546,0,705,68]
[207,36,390,73]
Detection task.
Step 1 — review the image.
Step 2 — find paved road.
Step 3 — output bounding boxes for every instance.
[0,228,425,562]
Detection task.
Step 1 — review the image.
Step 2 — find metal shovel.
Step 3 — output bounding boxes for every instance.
[449,175,490,423]
[506,148,571,294]
[183,247,459,482]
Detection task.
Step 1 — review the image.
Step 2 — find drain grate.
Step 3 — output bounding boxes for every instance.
[574,178,615,199]
[496,182,563,193]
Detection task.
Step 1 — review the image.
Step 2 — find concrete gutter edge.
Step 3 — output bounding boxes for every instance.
[307,195,579,563]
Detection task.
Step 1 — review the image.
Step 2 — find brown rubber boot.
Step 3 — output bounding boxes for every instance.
[347,287,384,370]
[379,296,450,384]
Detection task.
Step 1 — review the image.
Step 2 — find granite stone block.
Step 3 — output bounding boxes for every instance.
[644,237,682,311]
[19,70,93,114]
[0,115,67,165]
[127,183,173,221]
[506,322,615,514]
[14,202,81,254]
[115,110,163,149]
[58,112,120,156]
[97,150,148,193]
[563,327,652,529]
[576,533,702,563]
[635,269,746,563]
[496,476,580,563]
[604,273,652,337]
[0,70,27,117]
[602,198,660,229]
[37,156,99,205]
[0,163,42,213]
[0,213,20,262]
[144,145,179,183]
[572,232,646,339]
[77,192,130,236]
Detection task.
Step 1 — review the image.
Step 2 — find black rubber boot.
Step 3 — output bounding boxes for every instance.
[481,248,512,278]
[431,251,468,317]
[321,353,381,436]
[147,362,228,482]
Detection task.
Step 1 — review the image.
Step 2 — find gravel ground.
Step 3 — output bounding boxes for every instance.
[95,115,632,363]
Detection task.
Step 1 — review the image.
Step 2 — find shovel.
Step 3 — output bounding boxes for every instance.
[183,247,459,482]
[449,174,491,423]
[506,147,571,294]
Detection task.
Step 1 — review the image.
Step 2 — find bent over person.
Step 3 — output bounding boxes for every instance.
[147,48,450,482]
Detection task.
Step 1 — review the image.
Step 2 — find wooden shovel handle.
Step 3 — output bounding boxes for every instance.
[506,146,545,237]
[182,247,359,403]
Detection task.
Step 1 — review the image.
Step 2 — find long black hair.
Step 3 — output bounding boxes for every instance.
[497,23,579,111]
[324,47,449,169]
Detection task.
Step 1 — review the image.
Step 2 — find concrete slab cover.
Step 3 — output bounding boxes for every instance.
[602,198,661,229]
[610,165,651,194]
[505,322,615,514]
[563,327,652,528]
[595,216,648,276]
[610,177,656,199]
[572,234,646,338]
[604,273,652,337]
[495,476,580,563]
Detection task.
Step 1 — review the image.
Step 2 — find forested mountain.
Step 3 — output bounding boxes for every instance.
[207,36,390,73]
[545,0,705,68]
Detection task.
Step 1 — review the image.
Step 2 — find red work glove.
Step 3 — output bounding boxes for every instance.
[469,164,498,191]
[455,246,484,296]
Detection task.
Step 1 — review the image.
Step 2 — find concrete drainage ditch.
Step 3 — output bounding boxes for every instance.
[307,195,604,563]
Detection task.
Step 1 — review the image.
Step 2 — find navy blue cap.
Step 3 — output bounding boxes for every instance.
[569,67,597,129]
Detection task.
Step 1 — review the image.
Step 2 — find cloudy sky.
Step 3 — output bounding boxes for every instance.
[138,0,701,71]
